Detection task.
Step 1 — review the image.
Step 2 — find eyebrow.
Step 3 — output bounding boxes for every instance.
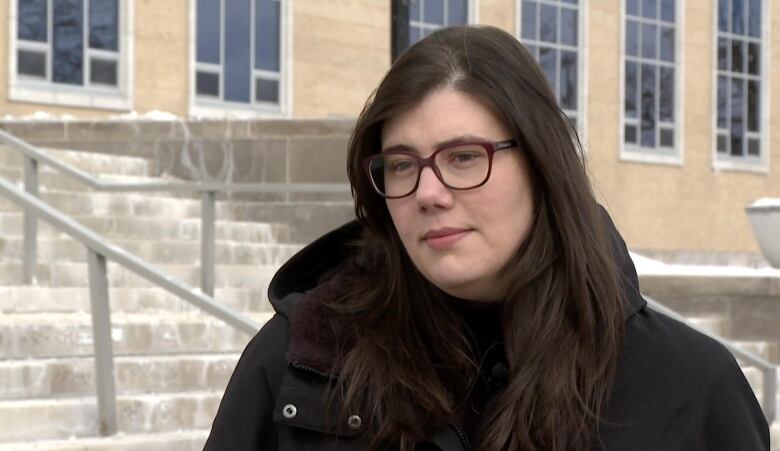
[381,134,490,153]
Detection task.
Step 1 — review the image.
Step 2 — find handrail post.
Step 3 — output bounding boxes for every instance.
[23,156,38,284]
[201,190,216,296]
[87,249,118,436]
[765,366,777,423]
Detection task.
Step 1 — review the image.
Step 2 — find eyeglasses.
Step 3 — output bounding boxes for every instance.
[363,139,518,199]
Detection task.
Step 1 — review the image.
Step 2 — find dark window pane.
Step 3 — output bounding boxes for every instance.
[748,0,761,37]
[90,58,117,85]
[625,61,638,118]
[448,0,467,25]
[255,78,279,103]
[717,38,728,70]
[640,64,656,147]
[196,71,219,96]
[717,75,728,128]
[641,23,657,59]
[747,42,760,75]
[522,1,538,40]
[17,49,46,77]
[18,0,47,42]
[539,4,557,43]
[625,125,637,143]
[732,0,744,35]
[718,0,728,32]
[659,66,674,122]
[660,128,674,147]
[747,79,759,132]
[561,8,577,46]
[256,0,280,71]
[747,138,760,156]
[627,0,639,16]
[539,47,557,94]
[560,50,577,110]
[89,0,118,51]
[660,26,674,62]
[626,20,639,56]
[730,78,744,156]
[410,0,420,21]
[197,0,221,64]
[53,0,84,85]
[643,0,657,19]
[731,40,744,72]
[224,0,252,103]
[424,0,444,24]
[717,134,727,153]
[410,26,422,45]
[660,0,675,22]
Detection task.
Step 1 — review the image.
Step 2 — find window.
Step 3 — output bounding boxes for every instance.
[12,0,128,108]
[409,0,469,45]
[622,0,678,158]
[194,0,283,111]
[519,0,582,127]
[715,0,764,166]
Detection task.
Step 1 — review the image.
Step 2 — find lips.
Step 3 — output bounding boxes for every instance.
[423,227,471,250]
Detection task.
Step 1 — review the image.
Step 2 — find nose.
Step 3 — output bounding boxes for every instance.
[414,166,453,211]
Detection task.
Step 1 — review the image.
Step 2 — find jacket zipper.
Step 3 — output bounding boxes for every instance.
[450,423,471,450]
[290,361,338,380]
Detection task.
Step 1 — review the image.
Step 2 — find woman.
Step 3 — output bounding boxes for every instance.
[204,26,769,450]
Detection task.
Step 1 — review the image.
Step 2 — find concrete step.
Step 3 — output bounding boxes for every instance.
[0,236,302,266]
[0,354,238,400]
[0,164,170,193]
[0,212,291,243]
[0,261,278,289]
[0,430,208,451]
[772,421,780,451]
[0,312,271,359]
[686,314,731,337]
[0,391,220,443]
[0,286,270,314]
[740,366,780,411]
[734,340,780,365]
[0,145,156,177]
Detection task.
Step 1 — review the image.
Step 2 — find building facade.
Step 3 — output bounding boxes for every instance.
[1,0,779,256]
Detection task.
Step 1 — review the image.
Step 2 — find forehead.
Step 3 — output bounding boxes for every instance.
[380,88,509,149]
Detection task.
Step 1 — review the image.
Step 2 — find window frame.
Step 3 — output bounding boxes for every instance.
[188,0,291,118]
[516,0,589,145]
[711,0,770,174]
[7,0,133,111]
[619,0,685,166]
[409,0,478,45]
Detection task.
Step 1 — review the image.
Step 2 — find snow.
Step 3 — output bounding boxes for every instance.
[630,252,780,277]
[750,197,780,208]
[108,110,179,121]
[0,111,77,121]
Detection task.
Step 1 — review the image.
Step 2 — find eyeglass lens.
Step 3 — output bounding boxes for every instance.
[368,144,491,197]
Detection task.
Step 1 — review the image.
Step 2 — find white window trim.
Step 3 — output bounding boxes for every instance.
[188,0,292,118]
[515,0,589,147]
[619,0,685,166]
[7,0,134,111]
[711,0,771,174]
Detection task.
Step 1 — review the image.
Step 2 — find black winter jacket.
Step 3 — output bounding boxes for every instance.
[204,215,769,450]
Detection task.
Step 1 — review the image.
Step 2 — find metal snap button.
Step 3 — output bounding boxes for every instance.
[347,414,362,430]
[282,404,297,419]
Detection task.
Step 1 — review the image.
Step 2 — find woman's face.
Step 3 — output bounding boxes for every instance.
[381,87,535,301]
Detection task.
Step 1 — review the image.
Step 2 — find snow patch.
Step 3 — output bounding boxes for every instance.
[750,197,780,208]
[630,252,780,277]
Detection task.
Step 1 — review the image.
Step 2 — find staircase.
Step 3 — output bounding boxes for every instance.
[0,143,328,450]
[639,273,780,448]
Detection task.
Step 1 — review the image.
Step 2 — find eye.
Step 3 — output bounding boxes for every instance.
[448,151,483,165]
[388,158,417,174]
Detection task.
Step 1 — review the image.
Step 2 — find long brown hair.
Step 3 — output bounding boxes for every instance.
[331,25,626,450]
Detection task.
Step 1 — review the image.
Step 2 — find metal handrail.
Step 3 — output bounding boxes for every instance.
[0,128,352,294]
[645,297,777,422]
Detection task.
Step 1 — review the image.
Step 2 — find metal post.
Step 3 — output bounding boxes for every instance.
[764,366,777,423]
[391,0,411,62]
[201,191,216,296]
[23,157,38,284]
[87,249,118,436]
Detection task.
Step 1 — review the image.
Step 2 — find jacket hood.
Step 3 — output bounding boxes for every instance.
[267,206,646,320]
